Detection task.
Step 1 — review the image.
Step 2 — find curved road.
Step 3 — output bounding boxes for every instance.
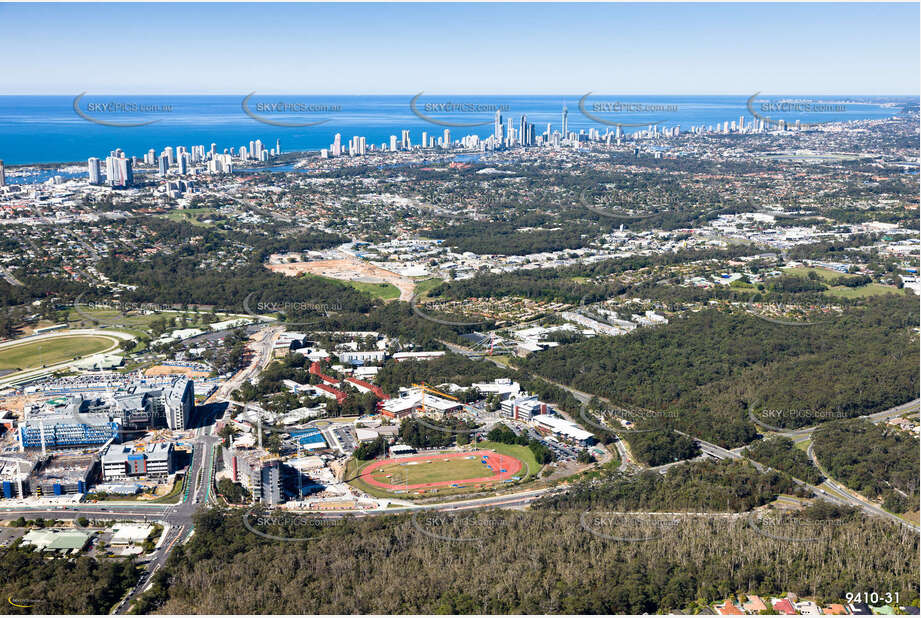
[3,331,914,609]
[673,427,919,532]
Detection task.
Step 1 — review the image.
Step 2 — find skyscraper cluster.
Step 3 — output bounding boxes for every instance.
[84,137,280,186]
[103,150,133,188]
[320,105,635,159]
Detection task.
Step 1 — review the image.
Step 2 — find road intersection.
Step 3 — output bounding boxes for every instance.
[1,325,916,612]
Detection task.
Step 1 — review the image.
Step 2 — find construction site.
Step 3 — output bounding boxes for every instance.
[265,253,416,301]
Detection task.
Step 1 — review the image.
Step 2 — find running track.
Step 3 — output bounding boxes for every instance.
[360,450,523,490]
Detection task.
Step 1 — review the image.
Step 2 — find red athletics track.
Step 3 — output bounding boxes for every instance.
[359,450,523,490]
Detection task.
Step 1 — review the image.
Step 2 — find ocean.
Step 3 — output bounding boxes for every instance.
[0,94,905,167]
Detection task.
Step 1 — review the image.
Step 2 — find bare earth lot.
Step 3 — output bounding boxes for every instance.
[266,255,415,301]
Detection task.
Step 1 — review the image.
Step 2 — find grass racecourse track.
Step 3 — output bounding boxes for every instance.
[0,335,115,370]
[359,450,525,491]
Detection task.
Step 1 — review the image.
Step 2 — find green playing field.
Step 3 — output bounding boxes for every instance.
[0,335,115,370]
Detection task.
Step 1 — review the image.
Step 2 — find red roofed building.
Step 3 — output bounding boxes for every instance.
[772,599,797,615]
[714,600,744,615]
[314,383,347,404]
[309,362,340,386]
[344,377,390,400]
[823,604,848,615]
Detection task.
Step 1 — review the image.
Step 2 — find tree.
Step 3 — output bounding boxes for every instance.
[354,436,387,461]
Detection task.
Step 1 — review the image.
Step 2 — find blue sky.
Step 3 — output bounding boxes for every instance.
[1,2,917,94]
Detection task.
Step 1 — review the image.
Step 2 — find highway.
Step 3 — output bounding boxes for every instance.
[440,336,920,530]
[450,332,919,531]
[673,428,920,532]
[752,398,921,441]
[205,325,284,404]
[2,328,914,611]
[0,265,23,287]
[803,440,916,530]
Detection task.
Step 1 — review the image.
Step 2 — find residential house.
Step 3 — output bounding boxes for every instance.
[772,598,797,615]
[743,595,768,613]
[714,600,744,615]
[822,603,848,615]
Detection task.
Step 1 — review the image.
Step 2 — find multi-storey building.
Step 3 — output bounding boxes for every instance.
[500,394,548,422]
[101,442,174,480]
[223,447,283,504]
[18,377,193,450]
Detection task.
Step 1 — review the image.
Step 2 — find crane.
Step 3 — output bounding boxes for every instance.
[412,382,459,415]
[411,382,481,442]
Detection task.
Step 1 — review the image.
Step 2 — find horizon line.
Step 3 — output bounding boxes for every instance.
[1,92,919,97]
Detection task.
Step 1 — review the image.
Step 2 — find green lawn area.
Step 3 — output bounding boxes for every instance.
[345,280,400,300]
[475,440,540,482]
[782,266,901,298]
[301,273,401,301]
[795,438,811,452]
[412,277,444,297]
[0,335,115,370]
[161,207,218,227]
[824,283,901,299]
[368,456,492,486]
[782,266,842,281]
[347,442,537,500]
[153,474,187,504]
[67,307,195,331]
[65,308,219,347]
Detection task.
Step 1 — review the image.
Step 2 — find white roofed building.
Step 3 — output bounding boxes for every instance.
[531,414,595,446]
